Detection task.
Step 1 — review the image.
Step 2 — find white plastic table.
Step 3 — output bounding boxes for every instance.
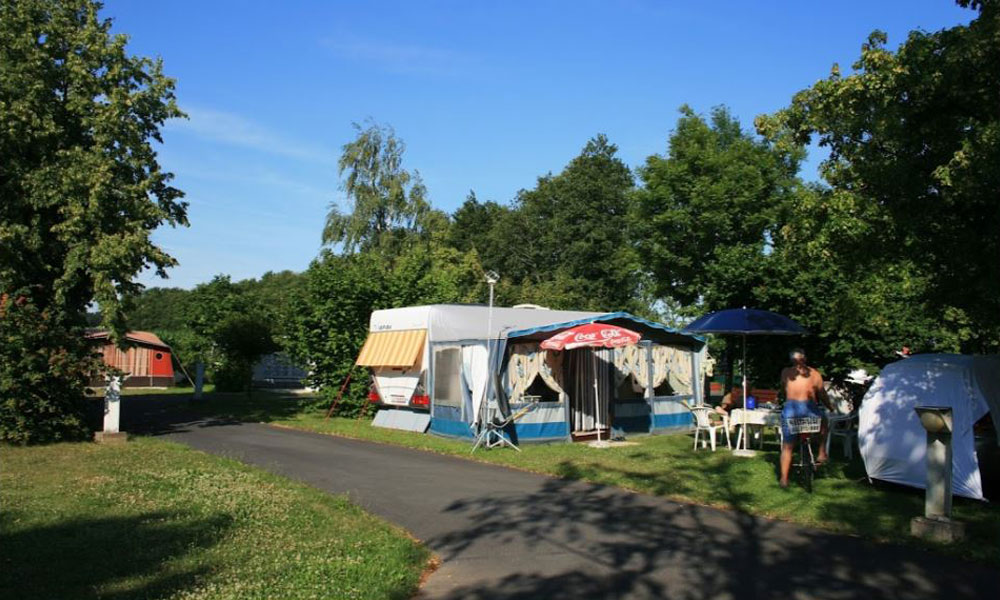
[729,408,782,449]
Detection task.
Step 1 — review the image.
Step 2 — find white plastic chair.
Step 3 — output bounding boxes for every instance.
[826,401,858,459]
[688,405,731,452]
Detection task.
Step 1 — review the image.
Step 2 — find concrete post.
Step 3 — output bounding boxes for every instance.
[194,362,205,400]
[925,429,953,518]
[95,374,128,444]
[104,378,121,433]
[910,406,965,542]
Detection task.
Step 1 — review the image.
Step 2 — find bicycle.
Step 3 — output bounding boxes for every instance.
[785,416,823,492]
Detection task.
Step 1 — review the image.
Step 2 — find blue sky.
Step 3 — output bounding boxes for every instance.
[105,1,976,289]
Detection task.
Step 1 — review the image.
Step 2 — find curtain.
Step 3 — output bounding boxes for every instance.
[569,348,613,432]
[461,344,489,425]
[612,345,643,387]
[506,343,566,403]
[628,345,695,395]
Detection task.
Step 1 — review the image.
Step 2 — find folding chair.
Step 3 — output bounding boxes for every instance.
[471,396,539,453]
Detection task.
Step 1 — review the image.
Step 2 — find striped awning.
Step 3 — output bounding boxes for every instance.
[355,329,426,368]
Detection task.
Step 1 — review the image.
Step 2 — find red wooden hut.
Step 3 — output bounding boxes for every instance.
[86,330,175,387]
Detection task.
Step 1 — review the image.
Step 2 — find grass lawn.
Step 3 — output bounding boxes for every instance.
[181,389,1000,566]
[1,437,430,600]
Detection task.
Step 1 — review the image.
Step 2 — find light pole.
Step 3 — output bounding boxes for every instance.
[483,271,500,427]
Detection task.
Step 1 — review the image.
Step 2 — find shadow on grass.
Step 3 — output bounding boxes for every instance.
[0,511,231,600]
[426,471,997,600]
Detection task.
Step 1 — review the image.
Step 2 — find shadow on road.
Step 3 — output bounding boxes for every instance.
[427,470,997,600]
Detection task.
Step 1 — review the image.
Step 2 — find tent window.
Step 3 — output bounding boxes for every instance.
[524,377,559,403]
[617,374,644,400]
[654,380,676,397]
[433,347,462,408]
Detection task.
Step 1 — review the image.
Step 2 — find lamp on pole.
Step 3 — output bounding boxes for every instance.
[481,271,500,428]
[485,270,499,345]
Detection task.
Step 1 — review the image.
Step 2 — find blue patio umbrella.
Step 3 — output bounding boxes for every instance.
[683,308,808,454]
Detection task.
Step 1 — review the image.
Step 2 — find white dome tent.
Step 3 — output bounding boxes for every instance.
[858,354,1000,500]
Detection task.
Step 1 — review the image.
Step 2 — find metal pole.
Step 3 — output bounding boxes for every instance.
[483,280,495,429]
[594,350,601,443]
[742,334,748,450]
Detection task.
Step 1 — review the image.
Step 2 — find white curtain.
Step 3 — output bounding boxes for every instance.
[665,346,693,394]
[461,344,489,425]
[626,345,695,396]
[506,343,566,404]
[569,348,613,432]
[613,345,643,387]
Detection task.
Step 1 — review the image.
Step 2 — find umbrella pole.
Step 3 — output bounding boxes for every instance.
[732,333,757,457]
[742,334,748,451]
[594,350,601,443]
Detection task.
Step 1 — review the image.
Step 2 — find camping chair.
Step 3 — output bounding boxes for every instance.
[471,396,540,453]
[685,402,731,452]
[826,399,858,459]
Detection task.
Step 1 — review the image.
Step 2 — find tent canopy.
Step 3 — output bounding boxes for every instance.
[683,307,808,336]
[858,354,1000,500]
[506,312,705,350]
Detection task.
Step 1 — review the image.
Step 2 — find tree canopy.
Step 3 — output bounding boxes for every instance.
[635,105,802,311]
[757,0,1000,362]
[0,0,186,442]
[322,119,430,254]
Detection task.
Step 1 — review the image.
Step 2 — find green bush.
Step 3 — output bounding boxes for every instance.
[0,296,91,444]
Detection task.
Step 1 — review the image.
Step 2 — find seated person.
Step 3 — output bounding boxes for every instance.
[715,382,751,416]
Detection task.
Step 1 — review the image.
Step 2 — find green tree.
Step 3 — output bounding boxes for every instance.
[127,288,195,332]
[461,135,639,311]
[287,243,484,417]
[322,119,429,254]
[0,0,186,442]
[212,313,278,396]
[185,276,278,393]
[634,105,802,311]
[757,0,1000,360]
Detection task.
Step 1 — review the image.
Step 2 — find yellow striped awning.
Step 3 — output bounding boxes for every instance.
[355,329,426,368]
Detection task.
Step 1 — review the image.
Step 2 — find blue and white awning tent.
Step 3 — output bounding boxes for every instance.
[358,305,707,443]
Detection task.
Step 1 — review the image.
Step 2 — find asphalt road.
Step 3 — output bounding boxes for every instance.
[130,403,998,599]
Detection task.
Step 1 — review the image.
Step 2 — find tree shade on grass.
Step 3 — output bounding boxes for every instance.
[0,437,430,600]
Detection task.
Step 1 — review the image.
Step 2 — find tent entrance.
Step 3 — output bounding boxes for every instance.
[567,348,614,438]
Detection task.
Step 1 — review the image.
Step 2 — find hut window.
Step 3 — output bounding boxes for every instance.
[432,347,462,408]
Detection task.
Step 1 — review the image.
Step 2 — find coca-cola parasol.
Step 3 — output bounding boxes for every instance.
[540,323,642,351]
[540,323,642,445]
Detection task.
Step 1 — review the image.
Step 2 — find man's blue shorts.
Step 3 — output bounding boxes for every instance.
[781,400,824,441]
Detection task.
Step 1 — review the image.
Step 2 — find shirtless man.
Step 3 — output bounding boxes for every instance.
[779,348,833,488]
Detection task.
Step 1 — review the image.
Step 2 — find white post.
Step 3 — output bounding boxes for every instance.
[96,373,129,443]
[104,375,122,433]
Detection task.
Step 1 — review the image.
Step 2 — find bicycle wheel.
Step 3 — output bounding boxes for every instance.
[798,441,813,493]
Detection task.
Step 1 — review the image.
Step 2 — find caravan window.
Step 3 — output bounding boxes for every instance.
[433,347,462,408]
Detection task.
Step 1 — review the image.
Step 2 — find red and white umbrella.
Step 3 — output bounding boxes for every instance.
[541,323,642,444]
[540,323,642,351]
